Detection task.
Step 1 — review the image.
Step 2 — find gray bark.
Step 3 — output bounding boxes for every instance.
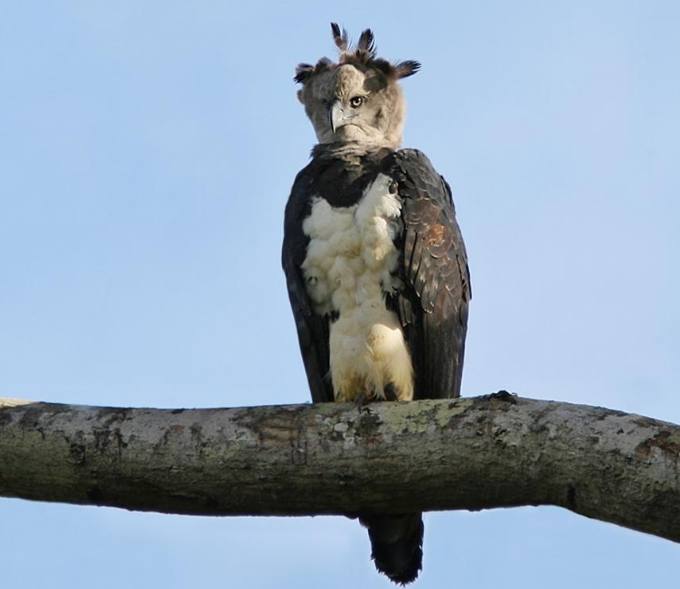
[1,393,679,543]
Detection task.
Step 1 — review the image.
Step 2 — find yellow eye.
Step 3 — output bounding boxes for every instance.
[349,96,365,108]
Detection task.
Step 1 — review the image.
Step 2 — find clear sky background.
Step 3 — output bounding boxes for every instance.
[1,1,678,587]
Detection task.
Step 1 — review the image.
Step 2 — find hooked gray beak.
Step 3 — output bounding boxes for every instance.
[330,101,345,133]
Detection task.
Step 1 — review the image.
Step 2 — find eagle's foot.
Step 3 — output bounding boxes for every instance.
[384,383,398,402]
[487,390,518,404]
[353,390,371,408]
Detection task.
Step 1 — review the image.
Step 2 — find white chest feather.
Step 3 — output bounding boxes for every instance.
[301,173,414,402]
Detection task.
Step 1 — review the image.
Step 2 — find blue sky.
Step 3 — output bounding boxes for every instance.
[1,2,679,587]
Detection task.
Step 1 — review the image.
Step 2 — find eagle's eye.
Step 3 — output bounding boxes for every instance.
[349,96,365,108]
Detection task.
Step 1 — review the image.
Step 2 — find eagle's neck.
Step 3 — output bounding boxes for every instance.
[311,141,394,161]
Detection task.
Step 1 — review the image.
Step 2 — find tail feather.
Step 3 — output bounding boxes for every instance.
[359,513,424,585]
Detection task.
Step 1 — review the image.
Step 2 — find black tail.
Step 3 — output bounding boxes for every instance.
[359,513,424,585]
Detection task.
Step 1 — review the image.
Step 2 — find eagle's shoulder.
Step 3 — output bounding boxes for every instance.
[387,148,436,172]
[392,147,432,164]
[386,149,450,203]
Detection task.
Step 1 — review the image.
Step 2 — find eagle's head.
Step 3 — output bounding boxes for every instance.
[295,24,420,150]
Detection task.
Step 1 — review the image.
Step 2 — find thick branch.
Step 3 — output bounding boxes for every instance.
[1,394,679,543]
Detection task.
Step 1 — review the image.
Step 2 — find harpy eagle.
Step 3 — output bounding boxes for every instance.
[282,24,471,584]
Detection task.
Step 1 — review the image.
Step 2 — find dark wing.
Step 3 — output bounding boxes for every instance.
[282,166,334,403]
[388,149,471,399]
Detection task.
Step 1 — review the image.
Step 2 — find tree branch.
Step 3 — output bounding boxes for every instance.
[1,393,679,543]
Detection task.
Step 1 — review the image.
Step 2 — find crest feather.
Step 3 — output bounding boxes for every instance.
[330,22,349,53]
[394,60,421,79]
[294,24,420,84]
[294,63,315,83]
[356,28,376,59]
[294,58,332,83]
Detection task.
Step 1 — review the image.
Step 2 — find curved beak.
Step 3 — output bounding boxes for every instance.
[330,101,345,134]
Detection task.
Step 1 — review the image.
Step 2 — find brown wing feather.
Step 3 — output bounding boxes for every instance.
[388,149,471,399]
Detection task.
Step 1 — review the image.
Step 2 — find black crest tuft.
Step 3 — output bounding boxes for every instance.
[295,24,420,84]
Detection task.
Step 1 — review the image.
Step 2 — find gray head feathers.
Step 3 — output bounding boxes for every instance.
[295,24,420,149]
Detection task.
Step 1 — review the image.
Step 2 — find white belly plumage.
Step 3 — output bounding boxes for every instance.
[301,173,414,402]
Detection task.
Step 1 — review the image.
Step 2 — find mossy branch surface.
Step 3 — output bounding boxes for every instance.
[1,393,679,543]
